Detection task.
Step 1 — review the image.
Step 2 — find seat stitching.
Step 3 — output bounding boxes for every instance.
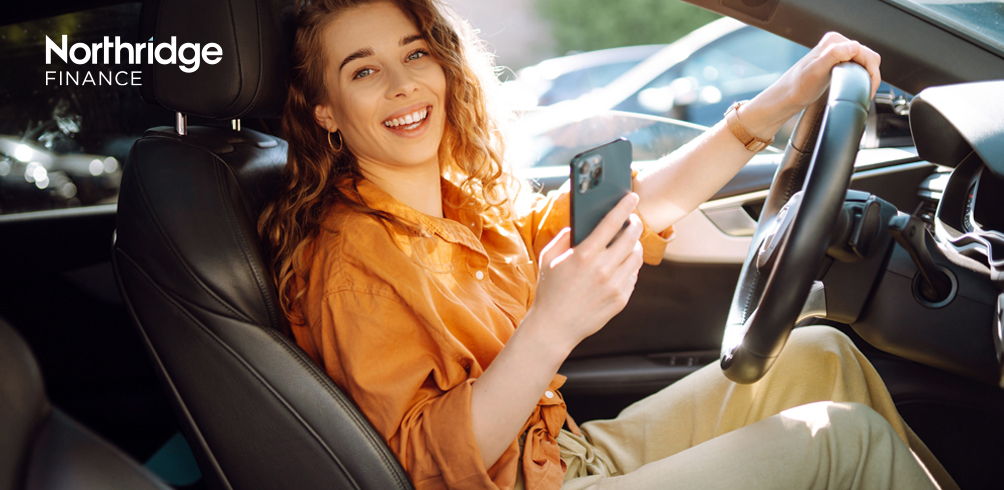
[213,162,284,330]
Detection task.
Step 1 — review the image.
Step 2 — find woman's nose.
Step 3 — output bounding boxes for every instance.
[384,64,419,99]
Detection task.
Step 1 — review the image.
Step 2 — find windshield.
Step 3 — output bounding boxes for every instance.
[886,0,1004,54]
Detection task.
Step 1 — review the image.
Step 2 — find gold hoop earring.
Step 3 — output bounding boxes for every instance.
[327,131,343,152]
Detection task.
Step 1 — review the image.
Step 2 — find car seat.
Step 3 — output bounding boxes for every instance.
[0,317,171,490]
[112,0,415,488]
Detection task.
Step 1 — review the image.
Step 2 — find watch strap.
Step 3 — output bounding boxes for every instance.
[725,101,774,152]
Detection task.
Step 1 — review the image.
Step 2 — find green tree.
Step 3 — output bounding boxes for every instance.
[536,0,721,54]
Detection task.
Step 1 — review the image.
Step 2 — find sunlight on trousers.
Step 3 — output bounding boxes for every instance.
[547,326,955,490]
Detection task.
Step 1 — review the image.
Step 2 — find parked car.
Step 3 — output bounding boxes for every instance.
[604,18,810,127]
[2,0,1004,489]
[501,44,666,110]
[530,18,910,146]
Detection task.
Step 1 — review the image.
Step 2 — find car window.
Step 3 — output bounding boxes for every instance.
[679,27,808,99]
[622,27,810,128]
[885,0,1004,55]
[0,3,175,215]
[538,60,642,106]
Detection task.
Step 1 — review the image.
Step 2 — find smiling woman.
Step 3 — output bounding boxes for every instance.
[312,6,449,207]
[256,1,953,490]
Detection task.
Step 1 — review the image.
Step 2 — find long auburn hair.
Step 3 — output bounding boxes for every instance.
[258,0,513,326]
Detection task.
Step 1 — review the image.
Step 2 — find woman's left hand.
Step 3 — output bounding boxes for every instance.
[747,32,882,133]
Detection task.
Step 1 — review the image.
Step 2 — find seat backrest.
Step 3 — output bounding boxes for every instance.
[0,317,171,490]
[112,1,415,489]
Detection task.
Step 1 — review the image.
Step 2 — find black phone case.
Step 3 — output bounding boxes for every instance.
[570,138,633,246]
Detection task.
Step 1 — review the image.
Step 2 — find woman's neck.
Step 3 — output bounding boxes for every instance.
[358,158,444,219]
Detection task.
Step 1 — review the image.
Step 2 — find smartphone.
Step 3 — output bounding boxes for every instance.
[570,138,633,247]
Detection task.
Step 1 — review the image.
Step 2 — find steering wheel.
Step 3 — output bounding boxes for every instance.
[720,62,872,384]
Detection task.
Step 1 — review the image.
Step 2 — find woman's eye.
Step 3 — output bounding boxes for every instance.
[353,67,374,80]
[407,49,429,61]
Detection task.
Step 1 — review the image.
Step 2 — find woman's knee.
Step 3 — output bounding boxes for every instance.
[786,401,897,445]
[781,402,928,487]
[826,401,893,433]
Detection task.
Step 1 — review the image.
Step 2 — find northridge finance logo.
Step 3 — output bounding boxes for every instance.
[45,35,223,86]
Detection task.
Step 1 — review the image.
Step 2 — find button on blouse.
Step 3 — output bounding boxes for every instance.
[291,174,674,490]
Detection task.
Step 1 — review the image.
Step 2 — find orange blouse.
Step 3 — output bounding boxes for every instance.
[292,174,673,490]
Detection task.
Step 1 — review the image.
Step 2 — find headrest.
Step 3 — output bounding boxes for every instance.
[140,0,295,119]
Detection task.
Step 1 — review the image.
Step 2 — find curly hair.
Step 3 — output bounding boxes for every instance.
[258,0,514,327]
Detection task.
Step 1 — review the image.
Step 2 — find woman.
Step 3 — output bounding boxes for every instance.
[259,0,955,489]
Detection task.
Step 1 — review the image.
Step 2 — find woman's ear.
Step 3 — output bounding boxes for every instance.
[314,103,338,133]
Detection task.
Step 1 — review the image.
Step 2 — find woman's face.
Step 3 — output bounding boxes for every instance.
[314,2,447,174]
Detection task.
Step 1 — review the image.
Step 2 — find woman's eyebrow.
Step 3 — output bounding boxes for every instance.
[338,35,424,74]
[399,34,423,46]
[339,47,374,73]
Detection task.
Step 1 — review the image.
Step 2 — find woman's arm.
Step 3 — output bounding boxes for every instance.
[472,194,647,468]
[634,33,883,232]
[468,310,571,467]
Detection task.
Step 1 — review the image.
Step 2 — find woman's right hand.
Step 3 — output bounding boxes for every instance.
[527,192,646,352]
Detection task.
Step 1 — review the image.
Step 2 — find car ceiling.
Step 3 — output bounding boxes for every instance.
[8,0,1004,97]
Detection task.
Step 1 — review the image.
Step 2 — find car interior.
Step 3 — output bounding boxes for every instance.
[2,0,1004,489]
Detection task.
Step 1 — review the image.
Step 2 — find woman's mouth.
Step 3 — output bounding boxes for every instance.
[382,106,431,135]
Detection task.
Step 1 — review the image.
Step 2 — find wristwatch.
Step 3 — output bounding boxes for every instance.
[724,100,774,152]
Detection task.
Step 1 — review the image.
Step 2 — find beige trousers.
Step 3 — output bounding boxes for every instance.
[554,326,958,490]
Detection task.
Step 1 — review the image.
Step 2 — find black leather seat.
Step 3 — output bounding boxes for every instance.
[113,0,415,488]
[0,317,171,490]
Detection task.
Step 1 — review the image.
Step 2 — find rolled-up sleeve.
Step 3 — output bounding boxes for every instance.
[321,290,497,489]
[514,173,675,266]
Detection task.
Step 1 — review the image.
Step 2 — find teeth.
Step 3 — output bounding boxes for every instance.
[384,108,428,128]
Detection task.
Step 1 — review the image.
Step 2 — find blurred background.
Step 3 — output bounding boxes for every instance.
[445,0,720,73]
[0,0,910,214]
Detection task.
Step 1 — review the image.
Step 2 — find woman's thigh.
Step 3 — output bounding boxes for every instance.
[578,325,908,474]
[566,402,936,490]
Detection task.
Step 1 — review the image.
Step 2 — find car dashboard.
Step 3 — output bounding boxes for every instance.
[909,79,1004,280]
[846,79,1004,386]
[934,156,1004,281]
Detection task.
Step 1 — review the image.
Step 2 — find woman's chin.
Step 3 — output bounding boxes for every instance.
[379,132,445,168]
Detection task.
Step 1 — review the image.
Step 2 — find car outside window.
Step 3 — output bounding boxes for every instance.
[537,60,642,106]
[618,27,810,129]
[0,3,175,215]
